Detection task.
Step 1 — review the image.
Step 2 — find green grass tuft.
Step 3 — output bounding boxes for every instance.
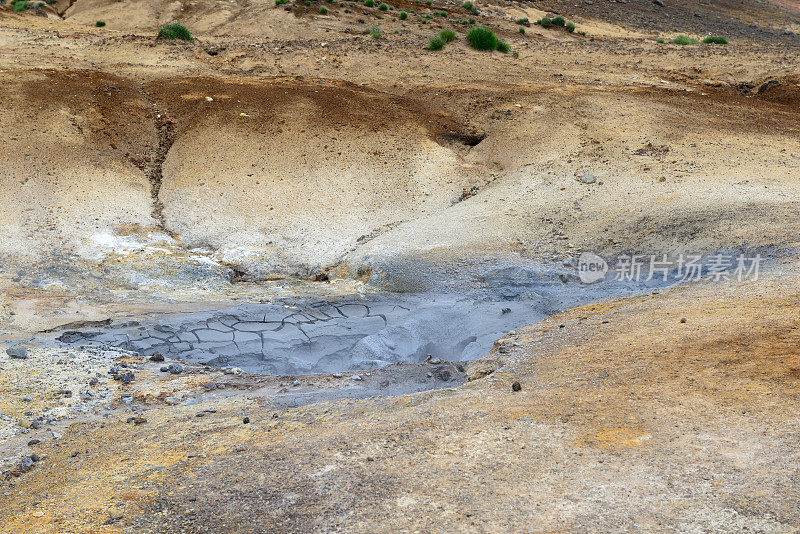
[496,39,509,53]
[537,17,552,28]
[702,36,728,44]
[399,10,407,18]
[672,35,698,45]
[516,17,529,26]
[440,29,456,41]
[565,21,575,32]
[95,20,106,26]
[364,23,383,37]
[378,2,388,9]
[428,35,445,50]
[319,5,328,13]
[551,16,565,26]
[466,25,498,51]
[157,23,193,40]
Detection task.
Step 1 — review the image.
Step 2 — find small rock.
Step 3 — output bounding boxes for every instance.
[27,439,40,446]
[224,367,243,375]
[332,373,343,378]
[349,374,363,381]
[149,352,165,362]
[653,0,664,6]
[292,380,301,387]
[579,172,597,184]
[512,381,522,392]
[6,347,28,359]
[167,363,184,374]
[680,317,687,323]
[242,416,250,424]
[429,357,442,365]
[107,507,124,521]
[88,378,99,387]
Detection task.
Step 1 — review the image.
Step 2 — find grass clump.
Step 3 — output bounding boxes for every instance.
[551,16,565,26]
[428,35,445,50]
[319,5,327,13]
[537,17,552,28]
[157,23,193,40]
[496,39,509,53]
[702,35,728,44]
[656,37,665,43]
[518,26,524,34]
[399,9,407,18]
[378,2,388,9]
[516,17,529,26]
[95,20,106,26]
[10,0,30,11]
[364,24,383,37]
[364,0,374,6]
[672,34,698,45]
[433,10,447,16]
[466,25,499,50]
[440,28,456,41]
[565,21,575,32]
[275,0,290,5]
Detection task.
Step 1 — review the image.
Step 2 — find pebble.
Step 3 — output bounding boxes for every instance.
[149,352,165,362]
[6,347,28,359]
[242,416,250,424]
[580,172,597,184]
[349,375,363,381]
[27,439,40,446]
[512,381,522,392]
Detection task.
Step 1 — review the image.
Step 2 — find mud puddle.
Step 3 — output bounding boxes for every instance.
[53,275,669,376]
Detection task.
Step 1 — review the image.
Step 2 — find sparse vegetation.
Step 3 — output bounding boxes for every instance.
[364,24,383,37]
[433,10,447,16]
[96,20,106,27]
[519,27,524,34]
[673,35,698,45]
[516,17,529,26]
[157,23,194,41]
[703,36,728,44]
[428,35,445,50]
[496,39,509,53]
[440,29,456,42]
[565,21,575,33]
[537,17,552,28]
[275,0,289,5]
[399,10,407,19]
[466,25,498,51]
[319,5,327,13]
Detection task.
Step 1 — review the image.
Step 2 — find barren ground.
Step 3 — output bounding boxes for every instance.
[1,0,799,530]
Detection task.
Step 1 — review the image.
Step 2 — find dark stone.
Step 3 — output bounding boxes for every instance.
[243,417,250,424]
[6,347,28,359]
[167,363,184,374]
[653,0,664,6]
[512,381,522,392]
[27,439,40,446]
[150,352,165,362]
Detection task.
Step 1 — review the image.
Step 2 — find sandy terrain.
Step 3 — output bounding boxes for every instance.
[1,0,799,530]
